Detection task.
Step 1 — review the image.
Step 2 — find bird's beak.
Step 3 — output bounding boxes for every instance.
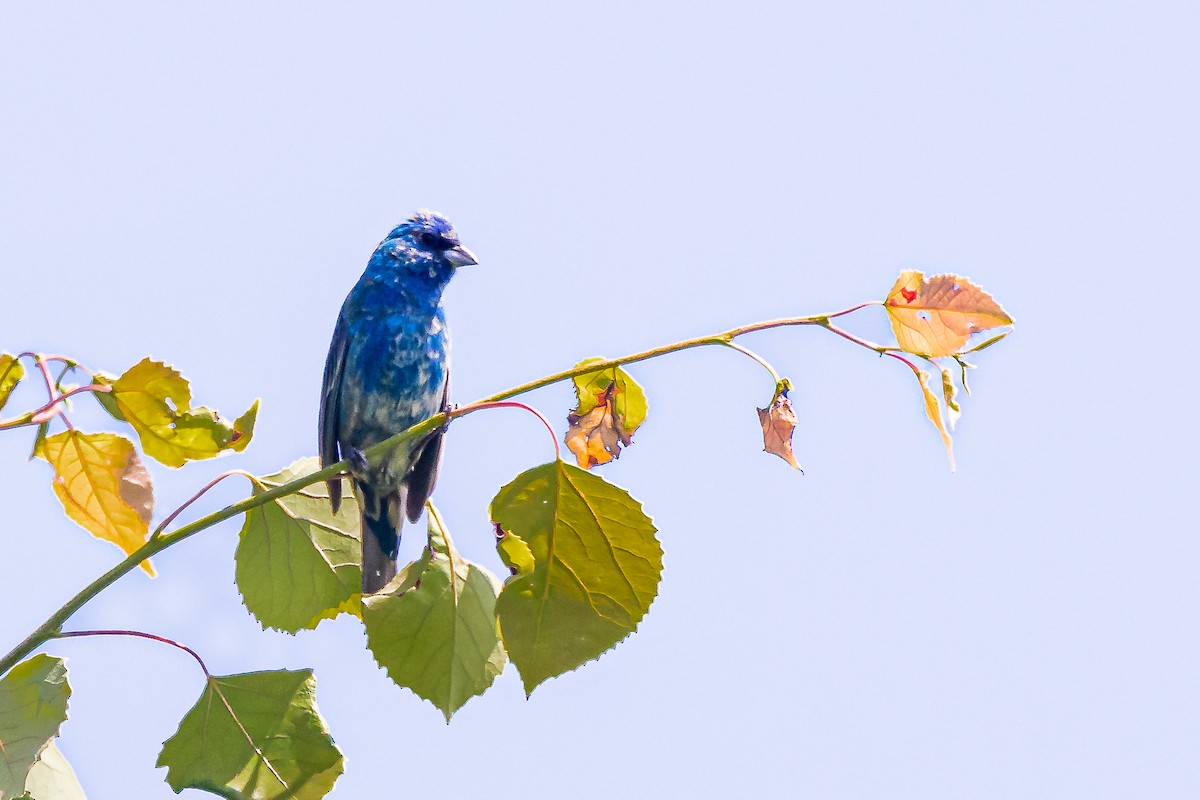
[444,244,479,269]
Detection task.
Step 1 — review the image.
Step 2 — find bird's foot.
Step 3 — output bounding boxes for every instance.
[347,447,369,474]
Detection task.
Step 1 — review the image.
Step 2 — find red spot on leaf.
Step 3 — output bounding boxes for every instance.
[901,288,917,303]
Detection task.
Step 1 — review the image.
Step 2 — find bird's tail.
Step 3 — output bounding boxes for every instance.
[359,483,402,594]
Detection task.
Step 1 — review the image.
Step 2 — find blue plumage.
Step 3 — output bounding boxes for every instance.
[319,211,477,593]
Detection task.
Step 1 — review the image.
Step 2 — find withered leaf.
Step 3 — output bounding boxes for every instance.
[914,367,956,471]
[940,368,961,430]
[757,391,804,472]
[884,271,1013,357]
[565,384,632,469]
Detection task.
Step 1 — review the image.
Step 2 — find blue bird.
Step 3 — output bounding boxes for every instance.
[319,210,477,593]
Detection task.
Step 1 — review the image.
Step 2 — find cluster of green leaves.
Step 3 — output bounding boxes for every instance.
[237,454,662,717]
[0,269,1012,799]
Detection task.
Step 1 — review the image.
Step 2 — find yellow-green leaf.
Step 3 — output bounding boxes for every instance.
[884,271,1013,357]
[0,353,23,412]
[94,358,257,467]
[494,525,535,577]
[35,431,156,575]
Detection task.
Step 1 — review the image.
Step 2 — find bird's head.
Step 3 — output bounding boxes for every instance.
[385,210,478,275]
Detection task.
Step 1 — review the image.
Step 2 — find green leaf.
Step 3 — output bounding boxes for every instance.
[93,358,258,467]
[0,353,23,413]
[236,458,362,633]
[156,669,343,800]
[22,742,85,800]
[363,505,506,720]
[0,655,71,799]
[490,461,662,695]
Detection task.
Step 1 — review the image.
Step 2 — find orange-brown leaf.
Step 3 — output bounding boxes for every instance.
[885,271,1012,357]
[756,392,804,471]
[36,431,157,574]
[564,385,631,469]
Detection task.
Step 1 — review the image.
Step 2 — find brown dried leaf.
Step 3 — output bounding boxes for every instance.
[756,392,804,471]
[885,271,1013,357]
[118,450,155,525]
[564,384,631,469]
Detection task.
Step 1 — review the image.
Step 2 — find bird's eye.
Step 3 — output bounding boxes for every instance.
[418,231,438,248]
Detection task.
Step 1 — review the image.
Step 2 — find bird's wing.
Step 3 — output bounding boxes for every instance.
[319,314,350,512]
[403,370,449,524]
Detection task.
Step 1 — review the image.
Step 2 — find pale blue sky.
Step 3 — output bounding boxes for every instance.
[2,2,1197,798]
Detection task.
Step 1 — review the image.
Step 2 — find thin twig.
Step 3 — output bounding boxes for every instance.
[53,628,288,787]
[2,300,895,677]
[152,470,259,539]
[718,340,783,386]
[817,321,899,355]
[468,400,562,461]
[55,629,210,676]
[28,384,110,424]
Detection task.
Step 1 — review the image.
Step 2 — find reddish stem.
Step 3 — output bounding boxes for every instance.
[818,321,900,354]
[55,629,209,677]
[885,351,921,374]
[826,301,884,319]
[464,400,562,460]
[28,384,110,424]
[18,352,85,368]
[153,470,258,538]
